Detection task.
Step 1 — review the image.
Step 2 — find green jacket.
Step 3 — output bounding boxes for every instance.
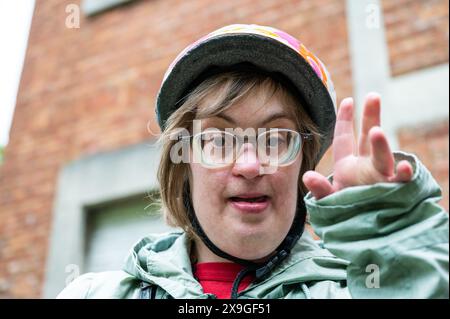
[57,152,449,299]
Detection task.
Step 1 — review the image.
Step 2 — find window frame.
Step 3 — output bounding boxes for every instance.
[81,0,137,16]
[43,141,161,298]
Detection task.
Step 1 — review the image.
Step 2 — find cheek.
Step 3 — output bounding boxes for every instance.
[189,163,228,205]
[271,163,301,209]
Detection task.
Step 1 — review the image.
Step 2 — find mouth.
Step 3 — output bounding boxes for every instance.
[228,194,270,213]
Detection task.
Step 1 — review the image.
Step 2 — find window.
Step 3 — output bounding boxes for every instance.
[84,194,174,272]
[82,0,137,16]
[44,141,165,297]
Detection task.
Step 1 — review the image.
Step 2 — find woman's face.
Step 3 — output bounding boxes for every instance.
[189,92,302,261]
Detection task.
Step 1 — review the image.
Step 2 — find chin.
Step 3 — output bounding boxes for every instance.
[221,230,280,261]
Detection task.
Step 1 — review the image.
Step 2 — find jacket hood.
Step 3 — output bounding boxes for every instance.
[122,231,348,298]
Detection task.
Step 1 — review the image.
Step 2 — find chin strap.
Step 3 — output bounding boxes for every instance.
[183,181,306,299]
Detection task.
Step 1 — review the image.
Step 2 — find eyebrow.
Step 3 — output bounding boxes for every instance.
[214,112,291,126]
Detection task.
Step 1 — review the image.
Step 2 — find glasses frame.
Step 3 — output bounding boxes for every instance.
[178,128,313,168]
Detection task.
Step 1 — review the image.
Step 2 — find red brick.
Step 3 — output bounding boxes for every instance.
[5,0,445,299]
[382,0,449,76]
[398,120,449,211]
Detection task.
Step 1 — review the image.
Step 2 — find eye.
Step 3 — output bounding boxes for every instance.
[212,135,225,147]
[268,137,278,147]
[266,135,285,148]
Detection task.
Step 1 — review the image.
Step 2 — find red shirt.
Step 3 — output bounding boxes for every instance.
[193,262,255,299]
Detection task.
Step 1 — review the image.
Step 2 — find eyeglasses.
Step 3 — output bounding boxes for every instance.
[180,128,312,168]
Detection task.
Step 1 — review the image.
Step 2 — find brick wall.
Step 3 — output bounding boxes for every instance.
[398,120,449,211]
[383,0,449,76]
[0,0,352,298]
[382,0,449,211]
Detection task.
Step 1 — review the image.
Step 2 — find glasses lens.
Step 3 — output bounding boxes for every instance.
[192,129,301,168]
[258,129,301,166]
[196,130,237,167]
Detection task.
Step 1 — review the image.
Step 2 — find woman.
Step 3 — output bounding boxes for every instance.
[58,24,448,299]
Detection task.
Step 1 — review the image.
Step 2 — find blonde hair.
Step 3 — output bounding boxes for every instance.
[156,69,322,238]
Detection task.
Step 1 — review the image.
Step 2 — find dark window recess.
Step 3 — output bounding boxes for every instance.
[83,193,176,272]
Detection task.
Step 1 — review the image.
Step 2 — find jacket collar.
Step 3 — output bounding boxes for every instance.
[123,231,347,298]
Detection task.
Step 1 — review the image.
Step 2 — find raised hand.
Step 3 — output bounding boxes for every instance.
[303,93,414,200]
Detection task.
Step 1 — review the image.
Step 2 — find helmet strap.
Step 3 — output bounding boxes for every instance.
[183,180,306,281]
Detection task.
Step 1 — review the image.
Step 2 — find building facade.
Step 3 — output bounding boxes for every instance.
[0,0,448,298]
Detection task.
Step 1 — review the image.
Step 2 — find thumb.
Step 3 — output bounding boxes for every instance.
[302,171,334,200]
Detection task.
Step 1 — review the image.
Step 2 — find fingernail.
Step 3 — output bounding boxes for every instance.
[369,126,383,134]
[342,97,353,104]
[367,92,381,100]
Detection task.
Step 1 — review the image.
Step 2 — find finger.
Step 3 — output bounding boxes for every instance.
[303,171,335,200]
[369,126,394,177]
[359,93,381,156]
[333,98,356,162]
[388,160,414,183]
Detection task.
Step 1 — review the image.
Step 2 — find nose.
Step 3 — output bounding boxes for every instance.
[231,143,261,179]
